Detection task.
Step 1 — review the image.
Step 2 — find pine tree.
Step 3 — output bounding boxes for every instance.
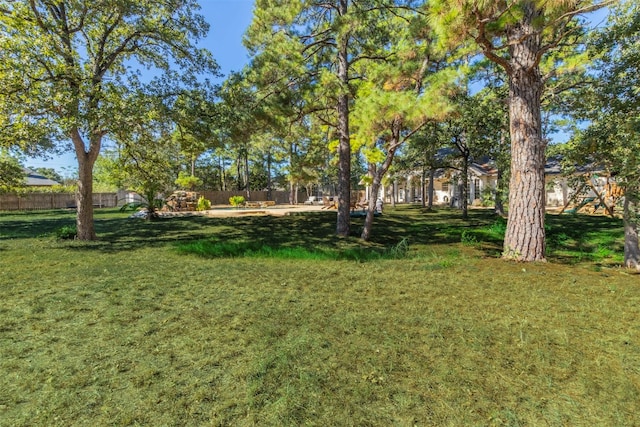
[429,0,612,261]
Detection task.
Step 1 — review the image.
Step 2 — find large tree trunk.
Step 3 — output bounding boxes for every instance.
[335,0,351,237]
[623,192,640,271]
[502,4,546,261]
[72,130,100,241]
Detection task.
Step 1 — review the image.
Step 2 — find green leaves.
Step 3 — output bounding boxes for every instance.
[0,0,217,151]
[0,154,25,194]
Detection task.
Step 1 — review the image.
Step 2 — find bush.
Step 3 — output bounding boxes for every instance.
[229,196,245,207]
[197,196,211,211]
[55,225,77,240]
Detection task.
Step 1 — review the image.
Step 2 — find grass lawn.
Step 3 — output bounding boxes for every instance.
[0,206,638,426]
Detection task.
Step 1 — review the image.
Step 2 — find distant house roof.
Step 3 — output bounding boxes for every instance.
[544,156,564,175]
[469,159,498,177]
[24,168,60,186]
[544,155,606,176]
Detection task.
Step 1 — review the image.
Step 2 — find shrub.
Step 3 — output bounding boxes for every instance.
[55,225,77,240]
[480,187,495,207]
[229,196,245,207]
[197,196,211,211]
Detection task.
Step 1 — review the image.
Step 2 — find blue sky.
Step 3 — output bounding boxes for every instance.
[26,0,256,173]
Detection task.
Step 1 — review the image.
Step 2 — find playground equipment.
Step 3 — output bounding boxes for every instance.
[559,176,623,217]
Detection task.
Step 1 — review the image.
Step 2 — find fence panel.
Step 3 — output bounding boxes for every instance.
[0,193,118,211]
[0,190,308,211]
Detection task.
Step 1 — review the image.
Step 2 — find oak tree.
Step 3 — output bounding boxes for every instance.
[0,0,216,239]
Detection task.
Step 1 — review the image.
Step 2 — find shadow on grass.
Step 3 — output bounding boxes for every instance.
[0,210,78,239]
[545,213,624,265]
[0,206,625,265]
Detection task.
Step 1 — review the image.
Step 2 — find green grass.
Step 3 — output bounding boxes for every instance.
[0,206,638,426]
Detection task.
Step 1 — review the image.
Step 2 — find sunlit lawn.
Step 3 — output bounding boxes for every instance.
[0,206,638,426]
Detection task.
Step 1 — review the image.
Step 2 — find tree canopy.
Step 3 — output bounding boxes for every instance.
[562,1,640,269]
[0,0,217,239]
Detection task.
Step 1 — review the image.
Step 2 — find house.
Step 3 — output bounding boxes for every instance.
[24,168,60,187]
[365,155,616,209]
[369,159,499,206]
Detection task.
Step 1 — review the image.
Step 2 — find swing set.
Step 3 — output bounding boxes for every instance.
[559,174,623,218]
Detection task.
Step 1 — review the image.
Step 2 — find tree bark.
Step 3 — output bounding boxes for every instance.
[289,181,295,205]
[219,155,226,191]
[244,150,250,199]
[72,129,100,241]
[362,170,381,241]
[623,191,640,271]
[421,169,426,208]
[335,0,351,237]
[266,151,272,201]
[236,155,242,191]
[391,181,397,208]
[502,4,547,261]
[361,122,403,241]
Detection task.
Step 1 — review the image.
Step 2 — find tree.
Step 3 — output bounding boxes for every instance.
[245,0,406,237]
[351,22,456,239]
[564,1,640,270]
[396,123,448,210]
[429,0,613,261]
[0,0,216,239]
[446,88,509,218]
[0,153,24,193]
[171,90,219,177]
[109,92,183,219]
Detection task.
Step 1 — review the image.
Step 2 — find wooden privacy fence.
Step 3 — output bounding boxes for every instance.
[0,193,117,211]
[0,191,306,211]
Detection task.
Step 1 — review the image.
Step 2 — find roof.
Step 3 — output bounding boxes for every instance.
[544,155,606,176]
[469,160,498,177]
[24,168,60,186]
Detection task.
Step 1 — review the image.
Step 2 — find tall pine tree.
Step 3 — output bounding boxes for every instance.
[429,0,612,261]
